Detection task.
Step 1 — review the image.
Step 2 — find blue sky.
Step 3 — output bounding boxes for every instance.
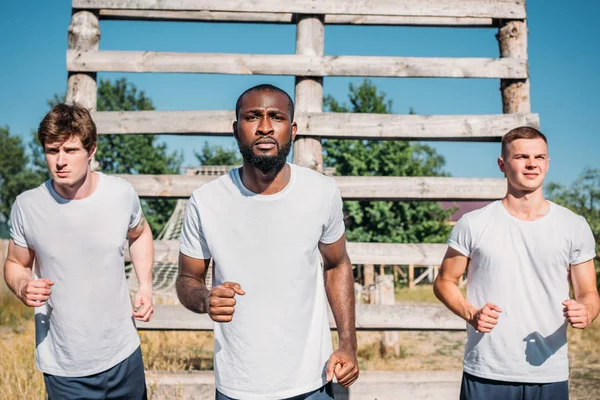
[1,1,598,186]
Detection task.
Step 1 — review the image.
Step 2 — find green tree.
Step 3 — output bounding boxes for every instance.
[323,80,453,243]
[48,78,183,236]
[195,142,241,166]
[0,127,47,221]
[546,168,600,287]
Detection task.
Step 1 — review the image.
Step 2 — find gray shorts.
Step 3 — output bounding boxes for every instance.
[460,371,568,400]
[43,346,147,400]
[216,382,334,400]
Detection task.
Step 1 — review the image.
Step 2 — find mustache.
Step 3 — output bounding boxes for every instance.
[252,137,278,146]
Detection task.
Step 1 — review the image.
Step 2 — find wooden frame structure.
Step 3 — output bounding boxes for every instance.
[67,1,535,331]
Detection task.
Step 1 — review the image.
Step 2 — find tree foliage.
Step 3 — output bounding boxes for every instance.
[546,167,600,286]
[195,142,241,166]
[0,127,47,221]
[323,80,453,243]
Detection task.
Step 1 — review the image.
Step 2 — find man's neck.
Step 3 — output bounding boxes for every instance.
[502,186,549,221]
[239,162,290,195]
[52,170,98,200]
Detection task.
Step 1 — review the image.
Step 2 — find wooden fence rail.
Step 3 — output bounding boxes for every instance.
[92,110,540,141]
[67,51,527,79]
[73,0,527,19]
[136,303,466,331]
[116,174,507,200]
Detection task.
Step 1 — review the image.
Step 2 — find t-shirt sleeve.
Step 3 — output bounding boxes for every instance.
[320,185,345,244]
[447,215,472,257]
[9,198,28,248]
[128,185,143,229]
[179,195,211,260]
[569,216,596,265]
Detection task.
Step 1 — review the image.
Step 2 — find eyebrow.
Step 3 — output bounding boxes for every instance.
[244,108,287,116]
[513,153,547,157]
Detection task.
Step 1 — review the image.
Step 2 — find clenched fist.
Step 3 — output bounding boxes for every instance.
[208,281,245,323]
[18,278,54,307]
[469,303,502,333]
[563,299,592,329]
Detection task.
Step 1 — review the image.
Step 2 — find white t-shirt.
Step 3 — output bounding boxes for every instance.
[180,163,345,399]
[9,173,142,377]
[448,200,596,383]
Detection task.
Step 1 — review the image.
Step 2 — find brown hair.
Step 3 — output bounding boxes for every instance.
[38,103,97,152]
[501,126,547,158]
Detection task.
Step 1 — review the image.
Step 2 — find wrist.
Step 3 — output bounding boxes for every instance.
[465,305,478,324]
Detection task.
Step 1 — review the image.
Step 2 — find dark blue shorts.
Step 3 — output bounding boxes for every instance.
[216,382,334,400]
[460,371,568,400]
[43,346,147,400]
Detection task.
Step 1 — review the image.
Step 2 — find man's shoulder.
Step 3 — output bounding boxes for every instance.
[458,201,500,225]
[548,201,587,225]
[100,173,136,194]
[15,180,51,206]
[190,170,236,201]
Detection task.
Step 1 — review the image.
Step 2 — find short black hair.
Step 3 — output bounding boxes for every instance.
[235,84,295,121]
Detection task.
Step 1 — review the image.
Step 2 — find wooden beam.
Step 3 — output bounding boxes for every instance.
[74,0,527,19]
[67,50,528,79]
[293,15,324,172]
[130,240,448,266]
[136,303,465,331]
[92,110,540,141]
[498,20,530,113]
[66,11,99,111]
[116,174,506,199]
[99,9,495,26]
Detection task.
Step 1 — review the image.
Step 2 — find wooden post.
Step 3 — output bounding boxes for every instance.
[408,264,415,289]
[364,264,374,287]
[293,15,324,172]
[377,275,400,357]
[67,10,99,110]
[497,20,530,113]
[67,10,100,170]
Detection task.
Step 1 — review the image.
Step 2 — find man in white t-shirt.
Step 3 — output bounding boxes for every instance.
[177,84,359,399]
[434,126,599,399]
[3,104,154,399]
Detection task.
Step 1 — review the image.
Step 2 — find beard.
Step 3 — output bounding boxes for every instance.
[237,137,292,173]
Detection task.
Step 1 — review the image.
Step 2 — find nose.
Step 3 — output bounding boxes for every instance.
[525,157,537,169]
[56,150,67,167]
[256,117,274,136]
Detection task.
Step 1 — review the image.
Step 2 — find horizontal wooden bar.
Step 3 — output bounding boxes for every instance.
[146,370,462,399]
[74,0,526,19]
[116,174,507,200]
[126,240,448,266]
[67,50,528,79]
[92,110,540,141]
[99,9,495,26]
[136,303,466,330]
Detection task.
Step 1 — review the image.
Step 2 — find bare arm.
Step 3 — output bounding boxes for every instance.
[320,234,359,387]
[4,240,53,307]
[176,253,211,313]
[127,215,154,321]
[434,247,501,332]
[564,259,600,329]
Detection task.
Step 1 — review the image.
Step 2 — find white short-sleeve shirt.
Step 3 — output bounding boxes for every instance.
[180,163,345,399]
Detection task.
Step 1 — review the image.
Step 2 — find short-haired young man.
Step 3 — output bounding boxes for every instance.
[177,84,359,399]
[4,104,154,399]
[434,126,599,399]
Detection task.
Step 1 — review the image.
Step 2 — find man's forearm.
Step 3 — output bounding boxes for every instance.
[325,263,357,352]
[578,291,600,323]
[434,278,476,323]
[4,260,33,301]
[176,274,210,314]
[128,224,154,290]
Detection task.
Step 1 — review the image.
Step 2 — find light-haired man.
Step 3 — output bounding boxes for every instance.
[4,103,154,399]
[434,126,599,399]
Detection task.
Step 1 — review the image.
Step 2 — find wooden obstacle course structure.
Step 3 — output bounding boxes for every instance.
[67,1,533,397]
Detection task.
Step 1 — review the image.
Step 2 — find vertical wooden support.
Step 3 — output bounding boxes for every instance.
[363,264,374,287]
[498,20,530,113]
[408,264,415,289]
[293,15,324,172]
[67,10,99,110]
[67,10,100,170]
[377,275,400,357]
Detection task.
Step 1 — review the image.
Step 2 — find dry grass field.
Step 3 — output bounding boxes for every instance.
[1,284,599,399]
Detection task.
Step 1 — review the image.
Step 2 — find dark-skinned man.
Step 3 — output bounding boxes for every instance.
[176,84,359,400]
